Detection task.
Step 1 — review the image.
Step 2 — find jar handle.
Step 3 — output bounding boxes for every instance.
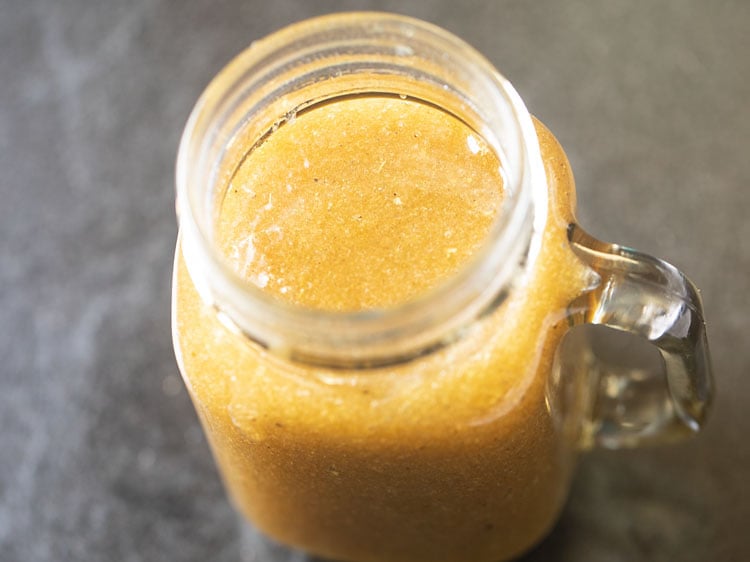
[567,224,713,449]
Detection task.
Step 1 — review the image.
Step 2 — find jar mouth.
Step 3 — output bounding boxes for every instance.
[176,12,547,368]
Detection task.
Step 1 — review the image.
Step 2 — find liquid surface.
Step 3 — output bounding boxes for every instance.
[174,98,591,562]
[218,96,504,310]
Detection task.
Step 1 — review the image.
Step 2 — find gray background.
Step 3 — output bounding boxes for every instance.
[2,0,748,561]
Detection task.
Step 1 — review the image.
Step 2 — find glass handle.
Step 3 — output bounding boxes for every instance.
[567,224,713,449]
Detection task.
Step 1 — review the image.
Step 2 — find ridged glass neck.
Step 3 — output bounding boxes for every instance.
[175,12,547,368]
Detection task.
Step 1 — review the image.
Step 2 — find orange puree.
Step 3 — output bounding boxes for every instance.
[174,95,591,562]
[217,96,504,310]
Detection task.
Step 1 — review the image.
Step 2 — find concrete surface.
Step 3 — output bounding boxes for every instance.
[1,0,748,560]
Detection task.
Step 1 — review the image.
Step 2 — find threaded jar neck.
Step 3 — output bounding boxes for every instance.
[176,12,547,368]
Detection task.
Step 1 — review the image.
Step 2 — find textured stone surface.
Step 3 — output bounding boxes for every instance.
[1,1,748,561]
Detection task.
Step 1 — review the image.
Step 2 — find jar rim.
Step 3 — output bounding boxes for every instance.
[175,12,547,368]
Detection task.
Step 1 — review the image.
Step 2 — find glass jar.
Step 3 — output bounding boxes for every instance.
[172,13,712,562]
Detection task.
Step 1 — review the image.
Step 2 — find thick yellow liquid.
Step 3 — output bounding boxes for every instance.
[174,96,590,562]
[217,96,505,310]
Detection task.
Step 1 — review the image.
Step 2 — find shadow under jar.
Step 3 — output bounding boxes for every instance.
[172,13,712,562]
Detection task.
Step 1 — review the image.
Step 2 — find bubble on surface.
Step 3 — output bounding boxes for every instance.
[467,134,481,155]
[255,271,270,288]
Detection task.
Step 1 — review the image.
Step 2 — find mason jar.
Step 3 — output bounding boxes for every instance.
[173,13,712,562]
